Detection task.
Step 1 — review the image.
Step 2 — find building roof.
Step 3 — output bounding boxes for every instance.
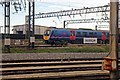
[12,24,49,28]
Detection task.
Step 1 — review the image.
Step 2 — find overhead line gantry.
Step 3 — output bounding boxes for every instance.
[63,18,109,28]
[32,4,110,19]
[25,4,111,29]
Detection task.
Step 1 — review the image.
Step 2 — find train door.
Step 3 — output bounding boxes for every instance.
[70,30,76,40]
[102,32,107,44]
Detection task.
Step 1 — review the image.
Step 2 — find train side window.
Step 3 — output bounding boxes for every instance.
[89,32,94,37]
[94,32,97,37]
[82,32,87,37]
[76,32,81,37]
[71,33,74,36]
[70,31,75,36]
[106,32,109,37]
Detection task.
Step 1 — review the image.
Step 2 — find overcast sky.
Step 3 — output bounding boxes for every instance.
[0,0,110,32]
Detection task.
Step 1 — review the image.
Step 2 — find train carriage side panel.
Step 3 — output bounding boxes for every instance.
[75,30,93,44]
[75,30,84,43]
[49,29,70,45]
[75,30,101,44]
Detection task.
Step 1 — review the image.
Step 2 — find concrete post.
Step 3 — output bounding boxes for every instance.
[109,0,119,79]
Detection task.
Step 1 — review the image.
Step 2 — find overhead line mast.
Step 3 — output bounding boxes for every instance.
[4,1,10,53]
[0,0,27,52]
[28,0,35,49]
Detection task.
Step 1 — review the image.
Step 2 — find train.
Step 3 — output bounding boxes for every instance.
[43,28,109,45]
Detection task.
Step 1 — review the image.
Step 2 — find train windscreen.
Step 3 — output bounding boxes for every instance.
[44,30,51,36]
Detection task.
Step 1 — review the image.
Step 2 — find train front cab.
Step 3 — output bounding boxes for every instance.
[43,30,51,44]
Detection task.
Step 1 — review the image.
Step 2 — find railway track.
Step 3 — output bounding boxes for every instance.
[10,44,107,48]
[1,53,110,80]
[9,44,85,48]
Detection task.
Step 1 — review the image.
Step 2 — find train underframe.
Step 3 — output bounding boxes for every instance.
[44,38,109,46]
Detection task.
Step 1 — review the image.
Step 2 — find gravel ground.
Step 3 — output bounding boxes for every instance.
[2,53,109,61]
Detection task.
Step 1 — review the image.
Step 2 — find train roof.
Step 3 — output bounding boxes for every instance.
[50,28,109,32]
[96,30,109,32]
[51,28,93,30]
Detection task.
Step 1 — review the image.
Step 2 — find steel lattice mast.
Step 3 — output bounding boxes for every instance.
[28,0,35,49]
[0,0,27,52]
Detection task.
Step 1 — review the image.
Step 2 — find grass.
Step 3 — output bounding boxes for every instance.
[8,45,109,53]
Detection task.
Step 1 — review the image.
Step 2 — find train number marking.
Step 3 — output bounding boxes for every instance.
[83,38,97,44]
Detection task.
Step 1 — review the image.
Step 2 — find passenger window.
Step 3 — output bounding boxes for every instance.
[82,32,87,37]
[76,32,81,37]
[94,32,97,37]
[106,33,109,37]
[89,32,94,37]
[71,33,74,36]
[70,31,75,36]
